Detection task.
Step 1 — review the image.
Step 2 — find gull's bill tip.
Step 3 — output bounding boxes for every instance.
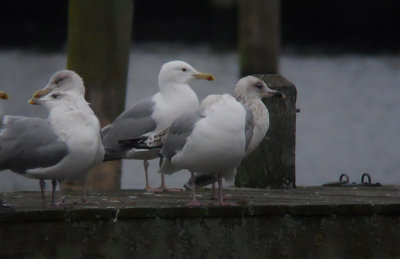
[32,88,50,98]
[193,73,215,81]
[28,98,39,105]
[0,91,8,99]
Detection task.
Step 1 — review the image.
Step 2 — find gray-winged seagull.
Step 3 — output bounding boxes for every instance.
[102,60,215,192]
[0,88,104,207]
[184,76,285,197]
[158,76,284,205]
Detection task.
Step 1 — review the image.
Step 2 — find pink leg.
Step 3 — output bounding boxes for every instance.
[154,157,181,192]
[211,182,218,200]
[58,180,66,204]
[186,172,206,206]
[154,174,182,192]
[50,180,57,207]
[143,160,156,192]
[214,175,237,206]
[39,179,46,208]
[77,179,98,205]
[82,180,87,203]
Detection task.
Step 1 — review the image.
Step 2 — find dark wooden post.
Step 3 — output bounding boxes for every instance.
[239,0,280,76]
[235,75,297,189]
[67,0,134,190]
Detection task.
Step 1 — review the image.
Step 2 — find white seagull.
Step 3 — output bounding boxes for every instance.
[158,76,284,205]
[0,90,104,207]
[102,60,215,192]
[185,76,285,193]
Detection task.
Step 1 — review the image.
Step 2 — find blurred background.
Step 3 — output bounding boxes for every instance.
[0,0,399,191]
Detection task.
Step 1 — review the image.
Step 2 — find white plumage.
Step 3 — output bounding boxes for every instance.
[0,71,103,207]
[159,76,284,205]
[25,93,103,181]
[102,60,214,192]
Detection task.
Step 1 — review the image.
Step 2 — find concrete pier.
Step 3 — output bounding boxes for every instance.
[1,186,400,258]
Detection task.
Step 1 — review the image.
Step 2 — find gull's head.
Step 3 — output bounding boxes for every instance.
[234,76,285,103]
[32,70,85,99]
[0,90,8,100]
[28,91,78,109]
[158,61,215,87]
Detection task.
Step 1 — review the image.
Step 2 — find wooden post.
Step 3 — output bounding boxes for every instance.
[67,0,134,190]
[235,75,297,189]
[239,0,280,76]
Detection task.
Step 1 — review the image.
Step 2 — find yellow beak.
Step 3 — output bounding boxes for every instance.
[28,98,40,105]
[193,72,215,81]
[0,91,8,99]
[32,88,51,98]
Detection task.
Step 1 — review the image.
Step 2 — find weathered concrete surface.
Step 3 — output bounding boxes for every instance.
[1,186,400,258]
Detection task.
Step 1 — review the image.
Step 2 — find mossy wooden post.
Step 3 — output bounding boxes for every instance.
[235,75,297,189]
[239,0,280,75]
[67,0,133,190]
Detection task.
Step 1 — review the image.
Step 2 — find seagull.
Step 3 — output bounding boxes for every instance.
[185,76,285,194]
[29,70,106,202]
[0,90,104,207]
[102,61,215,192]
[158,76,284,205]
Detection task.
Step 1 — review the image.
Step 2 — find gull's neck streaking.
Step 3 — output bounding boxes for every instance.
[234,92,270,156]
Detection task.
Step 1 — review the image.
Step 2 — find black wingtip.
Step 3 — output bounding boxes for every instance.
[118,137,163,150]
[103,148,122,162]
[119,137,141,145]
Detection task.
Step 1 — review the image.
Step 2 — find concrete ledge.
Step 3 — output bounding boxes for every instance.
[1,186,400,258]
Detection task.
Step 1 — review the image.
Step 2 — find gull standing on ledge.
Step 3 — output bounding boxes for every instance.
[185,76,285,193]
[29,70,104,199]
[158,76,284,205]
[102,61,215,192]
[0,87,104,207]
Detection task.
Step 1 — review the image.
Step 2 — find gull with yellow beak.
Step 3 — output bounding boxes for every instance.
[0,90,104,208]
[157,76,285,205]
[102,60,215,192]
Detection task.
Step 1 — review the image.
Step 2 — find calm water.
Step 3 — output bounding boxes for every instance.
[1,43,399,191]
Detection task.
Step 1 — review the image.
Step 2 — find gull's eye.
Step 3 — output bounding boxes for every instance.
[51,93,61,99]
[182,68,187,72]
[54,77,64,84]
[254,82,263,89]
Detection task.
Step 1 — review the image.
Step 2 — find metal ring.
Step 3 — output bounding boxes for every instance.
[361,173,371,184]
[339,173,350,184]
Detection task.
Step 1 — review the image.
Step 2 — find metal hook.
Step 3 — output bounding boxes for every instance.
[339,173,350,184]
[322,173,350,186]
[361,173,371,184]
